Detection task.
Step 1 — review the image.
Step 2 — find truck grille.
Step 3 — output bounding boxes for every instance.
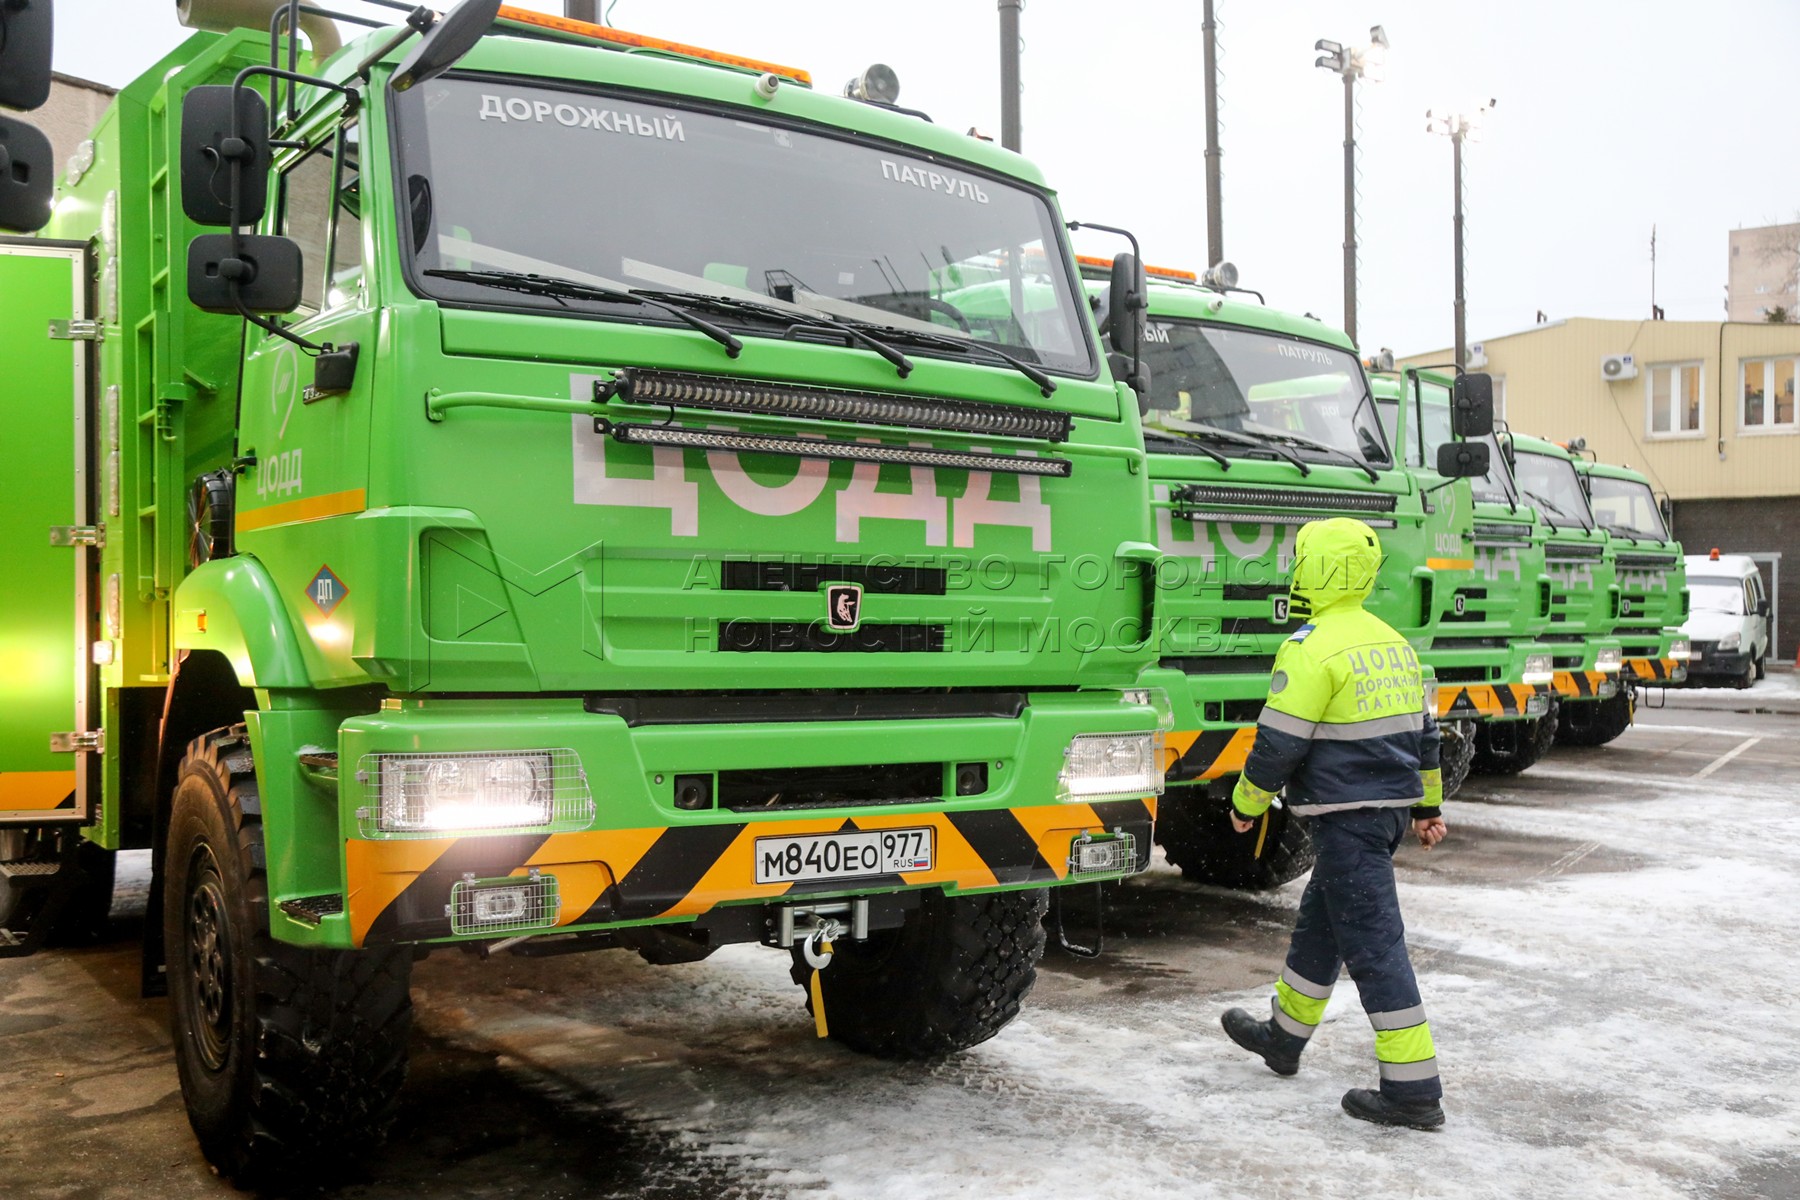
[717,762,946,811]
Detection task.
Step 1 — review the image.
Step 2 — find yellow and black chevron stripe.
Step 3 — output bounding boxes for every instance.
[0,770,77,820]
[1437,682,1538,721]
[343,798,1156,947]
[1162,727,1255,784]
[1553,670,1610,699]
[1623,656,1678,684]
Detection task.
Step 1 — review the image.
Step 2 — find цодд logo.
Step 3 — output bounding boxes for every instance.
[825,583,863,632]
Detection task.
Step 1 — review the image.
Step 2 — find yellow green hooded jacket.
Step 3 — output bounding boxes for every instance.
[1231,518,1443,820]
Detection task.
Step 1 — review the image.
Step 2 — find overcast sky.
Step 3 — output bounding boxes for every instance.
[53,0,1800,356]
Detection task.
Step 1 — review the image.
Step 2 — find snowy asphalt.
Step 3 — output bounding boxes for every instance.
[3,683,1798,1199]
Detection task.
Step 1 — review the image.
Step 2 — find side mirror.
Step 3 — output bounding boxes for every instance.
[1107,351,1155,407]
[0,0,53,111]
[187,234,304,314]
[1756,598,1771,618]
[391,0,503,92]
[1451,372,1495,438]
[0,116,54,232]
[1658,495,1673,530]
[1106,251,1147,357]
[180,86,271,226]
[1435,440,1491,479]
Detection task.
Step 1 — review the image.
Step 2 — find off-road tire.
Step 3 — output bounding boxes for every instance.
[1439,721,1476,799]
[1556,689,1633,747]
[165,726,412,1187]
[789,888,1047,1059]
[0,829,116,944]
[1154,787,1315,890]
[1472,698,1559,775]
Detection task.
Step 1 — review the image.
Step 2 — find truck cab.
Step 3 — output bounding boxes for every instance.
[1577,459,1689,694]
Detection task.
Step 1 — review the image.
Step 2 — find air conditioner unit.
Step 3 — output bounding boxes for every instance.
[1467,343,1488,369]
[1601,353,1637,381]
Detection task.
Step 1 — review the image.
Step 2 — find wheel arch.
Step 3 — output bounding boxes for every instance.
[171,556,310,691]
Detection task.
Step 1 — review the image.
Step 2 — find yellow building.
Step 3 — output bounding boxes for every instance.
[1399,318,1800,659]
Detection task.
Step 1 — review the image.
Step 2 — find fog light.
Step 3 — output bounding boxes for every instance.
[1068,832,1137,878]
[1669,637,1691,662]
[358,749,593,837]
[448,871,560,936]
[1056,732,1165,801]
[1526,694,1549,718]
[1596,646,1622,674]
[1522,653,1555,687]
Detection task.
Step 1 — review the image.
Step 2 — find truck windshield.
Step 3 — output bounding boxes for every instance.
[1375,394,1515,504]
[1514,450,1595,531]
[1140,320,1390,467]
[1688,576,1744,614]
[1588,475,1668,540]
[391,76,1094,375]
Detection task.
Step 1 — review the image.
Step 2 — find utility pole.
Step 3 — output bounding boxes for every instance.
[565,0,598,22]
[1427,100,1493,368]
[1314,27,1387,348]
[1202,0,1223,266]
[998,0,1022,152]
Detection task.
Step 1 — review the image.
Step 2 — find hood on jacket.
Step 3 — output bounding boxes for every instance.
[1289,517,1382,617]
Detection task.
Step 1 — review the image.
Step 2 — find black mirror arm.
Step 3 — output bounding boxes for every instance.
[354,7,440,82]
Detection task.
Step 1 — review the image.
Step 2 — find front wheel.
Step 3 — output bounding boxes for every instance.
[1755,654,1767,681]
[1471,698,1559,775]
[1154,787,1315,890]
[1556,689,1633,747]
[1736,660,1756,689]
[165,727,413,1187]
[1439,721,1476,799]
[790,888,1046,1059]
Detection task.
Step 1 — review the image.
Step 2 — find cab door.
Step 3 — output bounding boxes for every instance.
[0,239,97,824]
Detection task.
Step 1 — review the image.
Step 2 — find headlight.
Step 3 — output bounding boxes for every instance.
[1056,732,1166,802]
[1596,647,1621,674]
[1669,637,1691,662]
[1718,632,1742,652]
[1522,653,1555,687]
[1423,679,1440,715]
[359,749,593,836]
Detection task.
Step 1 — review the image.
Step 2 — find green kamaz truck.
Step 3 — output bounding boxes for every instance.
[0,1,1168,1181]
[1563,454,1689,743]
[1372,371,1558,776]
[1502,432,1626,753]
[1078,266,1500,889]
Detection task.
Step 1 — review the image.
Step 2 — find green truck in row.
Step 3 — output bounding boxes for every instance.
[1,1,1169,1181]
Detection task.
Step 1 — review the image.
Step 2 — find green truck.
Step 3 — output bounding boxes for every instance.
[1372,371,1558,776]
[0,2,1168,1181]
[1563,455,1689,742]
[1082,267,1499,889]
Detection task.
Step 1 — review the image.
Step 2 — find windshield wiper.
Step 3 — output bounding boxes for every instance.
[1521,488,1581,532]
[1142,426,1231,469]
[1159,417,1311,475]
[1599,521,1643,546]
[628,287,915,380]
[1243,424,1381,483]
[423,268,744,359]
[819,317,1058,397]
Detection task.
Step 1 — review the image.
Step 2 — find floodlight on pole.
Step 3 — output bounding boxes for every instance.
[1427,99,1496,369]
[1315,24,1388,348]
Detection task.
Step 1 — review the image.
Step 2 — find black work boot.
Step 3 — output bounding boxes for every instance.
[1220,1007,1302,1076]
[1341,1087,1445,1130]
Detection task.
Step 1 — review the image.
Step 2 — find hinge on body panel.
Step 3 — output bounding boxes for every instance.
[47,318,103,342]
[48,525,105,548]
[50,731,104,754]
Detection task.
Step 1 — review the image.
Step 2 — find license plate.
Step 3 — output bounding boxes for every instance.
[753,827,934,885]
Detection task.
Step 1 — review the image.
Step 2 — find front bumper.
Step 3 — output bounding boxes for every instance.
[1437,681,1548,722]
[316,692,1159,948]
[1685,643,1751,677]
[1623,656,1686,685]
[1552,670,1620,702]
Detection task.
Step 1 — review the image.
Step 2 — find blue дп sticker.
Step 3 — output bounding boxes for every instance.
[307,565,348,616]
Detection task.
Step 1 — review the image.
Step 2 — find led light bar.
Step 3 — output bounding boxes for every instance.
[599,370,1072,443]
[1545,541,1605,561]
[605,422,1072,477]
[1473,521,1532,541]
[1173,508,1395,529]
[1172,484,1398,513]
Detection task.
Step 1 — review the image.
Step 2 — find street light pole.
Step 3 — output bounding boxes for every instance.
[1427,100,1493,369]
[1202,0,1223,266]
[1315,26,1386,349]
[998,0,1022,152]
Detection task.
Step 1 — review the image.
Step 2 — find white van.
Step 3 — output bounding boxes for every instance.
[1680,552,1773,687]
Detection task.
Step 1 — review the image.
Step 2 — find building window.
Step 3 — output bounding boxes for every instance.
[1646,362,1703,437]
[1740,357,1797,433]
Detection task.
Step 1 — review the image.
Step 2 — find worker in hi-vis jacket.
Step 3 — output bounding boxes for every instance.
[1220,517,1449,1130]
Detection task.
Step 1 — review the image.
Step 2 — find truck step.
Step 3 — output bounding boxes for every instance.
[0,929,25,950]
[0,859,63,884]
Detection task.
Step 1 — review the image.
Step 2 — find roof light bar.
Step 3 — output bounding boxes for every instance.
[598,370,1071,443]
[602,422,1072,477]
[493,6,812,85]
[1075,255,1198,283]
